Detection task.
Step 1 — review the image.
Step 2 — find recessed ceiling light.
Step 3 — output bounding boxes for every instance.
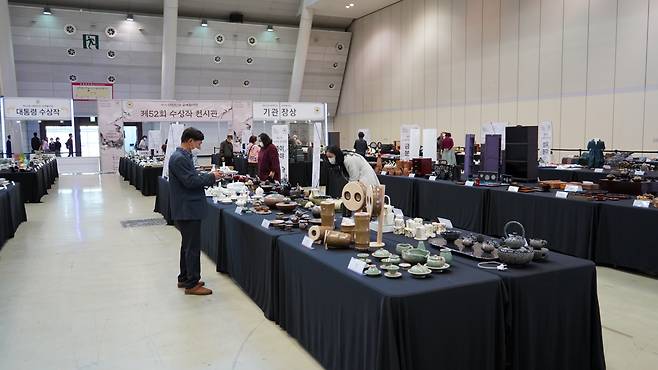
[201,19,208,27]
[43,7,52,15]
[350,3,354,6]
[126,13,134,22]
[345,5,349,8]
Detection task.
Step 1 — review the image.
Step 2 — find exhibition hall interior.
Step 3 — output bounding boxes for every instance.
[2,0,658,369]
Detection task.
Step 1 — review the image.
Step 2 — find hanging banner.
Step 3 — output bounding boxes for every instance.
[356,128,371,143]
[422,128,437,162]
[272,124,290,181]
[230,100,253,150]
[162,124,185,178]
[72,82,114,101]
[400,125,412,160]
[253,102,281,121]
[312,122,323,188]
[481,122,507,149]
[122,100,232,122]
[279,102,325,121]
[539,121,553,165]
[147,130,162,154]
[97,100,124,173]
[3,97,72,120]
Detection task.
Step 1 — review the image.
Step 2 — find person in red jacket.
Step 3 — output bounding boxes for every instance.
[441,132,456,165]
[257,133,281,181]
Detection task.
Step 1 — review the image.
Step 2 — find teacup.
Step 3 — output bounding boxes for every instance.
[415,226,427,240]
[413,217,424,225]
[394,217,405,228]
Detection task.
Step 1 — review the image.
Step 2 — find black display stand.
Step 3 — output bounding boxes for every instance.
[505,126,538,182]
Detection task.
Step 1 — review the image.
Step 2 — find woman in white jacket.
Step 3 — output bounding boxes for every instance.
[325,146,380,187]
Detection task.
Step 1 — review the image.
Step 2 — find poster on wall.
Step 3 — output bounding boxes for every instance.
[3,97,72,121]
[481,122,507,149]
[162,124,185,178]
[312,122,323,187]
[97,100,124,173]
[539,121,553,165]
[271,124,290,181]
[230,100,253,151]
[422,128,438,162]
[72,82,114,101]
[122,100,232,122]
[356,128,371,143]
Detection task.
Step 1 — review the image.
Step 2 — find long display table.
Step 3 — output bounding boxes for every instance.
[154,176,173,225]
[0,182,27,249]
[0,159,58,203]
[119,157,162,196]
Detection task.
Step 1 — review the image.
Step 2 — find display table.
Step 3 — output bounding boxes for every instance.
[384,231,605,370]
[120,158,163,196]
[199,199,235,269]
[538,167,657,183]
[376,175,416,216]
[153,176,173,225]
[0,159,58,203]
[0,182,27,249]
[276,233,506,370]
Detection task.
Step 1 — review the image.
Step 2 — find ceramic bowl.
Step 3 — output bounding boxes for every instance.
[395,243,413,254]
[426,255,446,268]
[440,230,461,242]
[497,247,534,265]
[275,201,298,213]
[372,249,391,259]
[401,248,430,264]
[264,194,286,207]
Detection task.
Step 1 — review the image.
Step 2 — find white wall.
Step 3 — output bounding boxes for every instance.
[335,0,658,154]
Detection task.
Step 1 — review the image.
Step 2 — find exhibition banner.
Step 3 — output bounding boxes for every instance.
[97,100,124,173]
[162,124,185,178]
[3,97,72,121]
[422,128,438,162]
[231,100,253,149]
[253,102,325,121]
[147,130,162,153]
[481,122,507,149]
[539,121,553,165]
[122,100,232,122]
[312,122,323,188]
[253,102,281,121]
[409,128,421,159]
[72,82,114,101]
[400,125,421,160]
[271,124,290,181]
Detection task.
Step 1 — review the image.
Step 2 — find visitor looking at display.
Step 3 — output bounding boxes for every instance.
[246,135,260,177]
[353,131,368,157]
[257,133,281,181]
[168,127,222,296]
[441,132,456,165]
[325,145,379,187]
[219,135,234,166]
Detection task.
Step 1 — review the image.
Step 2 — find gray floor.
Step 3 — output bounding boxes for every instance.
[0,174,656,369]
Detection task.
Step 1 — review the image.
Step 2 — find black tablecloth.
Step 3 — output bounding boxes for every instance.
[485,188,599,259]
[414,179,488,233]
[376,175,416,216]
[384,229,605,370]
[0,183,27,249]
[138,167,163,196]
[538,168,613,183]
[595,200,658,275]
[0,167,47,203]
[153,176,173,225]
[119,157,128,178]
[276,233,506,370]
[221,209,305,320]
[199,199,235,270]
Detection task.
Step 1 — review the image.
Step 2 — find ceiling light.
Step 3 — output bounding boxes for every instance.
[43,7,52,15]
[267,25,274,32]
[201,19,208,27]
[345,5,349,8]
[126,13,134,22]
[350,3,354,6]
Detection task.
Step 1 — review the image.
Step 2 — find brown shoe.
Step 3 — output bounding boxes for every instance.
[185,285,212,295]
[178,281,205,288]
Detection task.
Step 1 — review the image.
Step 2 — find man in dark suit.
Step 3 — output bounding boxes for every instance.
[169,127,222,295]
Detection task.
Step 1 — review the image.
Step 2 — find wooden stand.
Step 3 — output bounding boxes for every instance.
[369,185,386,249]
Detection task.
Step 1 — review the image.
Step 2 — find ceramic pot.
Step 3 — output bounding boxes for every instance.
[439,248,453,264]
[396,243,413,254]
[401,248,430,264]
[502,221,527,249]
[528,239,549,249]
[532,247,549,261]
[264,194,286,208]
[324,230,353,249]
[308,225,333,242]
[497,246,534,265]
[353,212,371,251]
[426,255,446,268]
[320,201,335,228]
[275,202,298,213]
[440,230,461,242]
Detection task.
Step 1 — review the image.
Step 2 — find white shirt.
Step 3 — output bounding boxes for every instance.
[343,152,380,187]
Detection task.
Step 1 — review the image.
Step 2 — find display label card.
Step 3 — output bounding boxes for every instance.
[235,207,243,214]
[594,168,604,173]
[213,197,218,204]
[261,219,271,228]
[380,171,387,176]
[635,170,645,176]
[508,186,520,193]
[633,200,650,208]
[428,175,437,181]
[408,174,415,178]
[556,191,569,199]
[564,184,582,192]
[393,208,404,218]
[438,217,453,229]
[348,257,367,275]
[302,236,315,249]
[465,181,475,187]
[0,186,6,190]
[603,165,611,170]
[11,181,15,186]
[583,181,594,185]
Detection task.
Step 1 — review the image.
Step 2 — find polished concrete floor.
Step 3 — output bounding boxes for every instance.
[0,174,657,370]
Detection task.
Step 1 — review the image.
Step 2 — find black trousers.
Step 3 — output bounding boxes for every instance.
[174,220,202,288]
[247,163,258,177]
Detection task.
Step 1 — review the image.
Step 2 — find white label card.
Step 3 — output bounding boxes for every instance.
[633,200,650,208]
[380,171,387,176]
[594,169,604,173]
[583,181,594,185]
[408,174,415,178]
[635,170,645,176]
[508,186,520,193]
[302,236,315,249]
[347,257,367,275]
[261,219,271,228]
[564,185,582,192]
[438,217,453,229]
[465,181,475,187]
[556,191,569,199]
[429,176,437,181]
[235,207,243,214]
[393,208,404,218]
[213,197,218,204]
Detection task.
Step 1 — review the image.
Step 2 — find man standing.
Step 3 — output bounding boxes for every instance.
[66,133,74,157]
[353,131,368,157]
[219,134,234,166]
[31,133,41,153]
[5,135,12,158]
[169,127,222,295]
[54,137,62,157]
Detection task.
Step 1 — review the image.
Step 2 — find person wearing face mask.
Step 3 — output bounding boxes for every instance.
[325,145,379,187]
[257,133,281,181]
[168,127,222,296]
[246,135,260,177]
[219,134,234,167]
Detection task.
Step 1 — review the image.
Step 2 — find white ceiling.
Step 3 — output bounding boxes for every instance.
[9,0,389,29]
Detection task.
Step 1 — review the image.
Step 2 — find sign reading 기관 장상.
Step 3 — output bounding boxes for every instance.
[253,102,325,121]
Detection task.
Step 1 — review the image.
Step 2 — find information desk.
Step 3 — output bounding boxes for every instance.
[0,183,27,249]
[276,233,506,370]
[383,231,605,370]
[0,159,58,203]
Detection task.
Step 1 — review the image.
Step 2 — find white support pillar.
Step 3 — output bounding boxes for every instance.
[160,0,178,100]
[288,6,314,102]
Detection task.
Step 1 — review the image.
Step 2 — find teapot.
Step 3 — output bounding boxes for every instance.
[502,221,527,249]
[382,195,395,226]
